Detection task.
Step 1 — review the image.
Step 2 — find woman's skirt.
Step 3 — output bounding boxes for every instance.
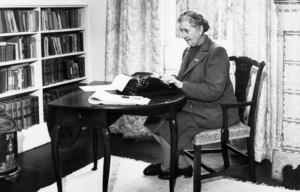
[144,111,205,150]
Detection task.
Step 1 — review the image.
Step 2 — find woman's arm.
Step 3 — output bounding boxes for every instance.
[182,46,229,101]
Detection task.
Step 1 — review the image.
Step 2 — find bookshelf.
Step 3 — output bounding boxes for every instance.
[0,5,88,153]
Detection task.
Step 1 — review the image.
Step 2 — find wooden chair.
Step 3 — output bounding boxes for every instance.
[184,56,265,192]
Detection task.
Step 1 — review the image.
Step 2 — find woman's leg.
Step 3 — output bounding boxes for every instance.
[159,135,190,170]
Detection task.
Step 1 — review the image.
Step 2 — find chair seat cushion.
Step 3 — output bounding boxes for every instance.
[192,122,250,145]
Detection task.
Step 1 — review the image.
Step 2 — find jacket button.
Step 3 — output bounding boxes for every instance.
[190,105,193,108]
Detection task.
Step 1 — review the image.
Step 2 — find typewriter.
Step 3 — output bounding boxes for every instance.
[119,72,179,96]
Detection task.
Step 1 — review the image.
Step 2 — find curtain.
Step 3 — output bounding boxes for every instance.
[105,0,163,138]
[230,0,278,163]
[177,0,278,162]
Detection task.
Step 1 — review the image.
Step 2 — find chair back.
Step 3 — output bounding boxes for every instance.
[229,56,265,124]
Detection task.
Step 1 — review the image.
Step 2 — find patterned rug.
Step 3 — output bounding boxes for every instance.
[39,156,296,192]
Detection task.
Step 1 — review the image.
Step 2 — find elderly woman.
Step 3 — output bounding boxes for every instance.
[143,10,239,180]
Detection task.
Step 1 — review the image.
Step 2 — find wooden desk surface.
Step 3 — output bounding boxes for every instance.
[47,81,186,111]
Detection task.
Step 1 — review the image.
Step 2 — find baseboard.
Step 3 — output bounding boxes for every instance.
[17,122,51,154]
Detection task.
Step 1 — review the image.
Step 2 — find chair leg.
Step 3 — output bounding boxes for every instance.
[221,142,230,168]
[247,138,256,182]
[193,145,202,192]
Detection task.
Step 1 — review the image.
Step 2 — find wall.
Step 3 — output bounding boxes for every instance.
[0,0,107,82]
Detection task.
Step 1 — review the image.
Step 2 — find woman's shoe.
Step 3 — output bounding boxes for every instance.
[143,163,169,176]
[158,165,193,180]
[177,165,193,178]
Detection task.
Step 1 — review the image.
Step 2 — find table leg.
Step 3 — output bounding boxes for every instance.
[51,125,63,192]
[101,128,111,192]
[169,118,178,192]
[92,128,98,170]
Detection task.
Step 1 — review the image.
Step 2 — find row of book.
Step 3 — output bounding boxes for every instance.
[0,9,39,34]
[43,83,85,122]
[0,36,37,62]
[0,63,35,94]
[42,33,83,57]
[42,57,85,86]
[41,8,81,31]
[0,95,39,131]
[0,43,15,62]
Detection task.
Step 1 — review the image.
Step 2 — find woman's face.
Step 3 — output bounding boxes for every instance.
[179,21,203,47]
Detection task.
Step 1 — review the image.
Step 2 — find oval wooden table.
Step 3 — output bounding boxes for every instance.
[46,82,186,192]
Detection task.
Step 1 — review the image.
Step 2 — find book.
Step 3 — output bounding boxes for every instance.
[46,8,53,30]
[26,36,31,59]
[25,97,32,128]
[8,69,13,91]
[52,59,59,83]
[34,10,39,32]
[29,65,34,87]
[10,101,18,127]
[43,93,48,122]
[18,97,32,129]
[13,10,20,33]
[11,99,23,131]
[43,36,48,57]
[17,68,23,89]
[42,59,52,86]
[30,36,36,58]
[16,10,24,32]
[74,57,85,77]
[73,61,79,78]
[26,66,31,87]
[0,10,7,33]
[0,10,4,33]
[23,66,28,89]
[63,59,74,79]
[8,63,29,71]
[9,10,18,33]
[13,70,18,90]
[27,95,39,125]
[19,98,28,129]
[0,68,4,93]
[20,36,28,59]
[51,10,59,30]
[0,102,12,118]
[48,36,56,55]
[3,10,12,33]
[65,34,71,53]
[3,68,8,93]
[78,32,84,51]
[55,9,62,29]
[41,10,46,30]
[21,10,27,32]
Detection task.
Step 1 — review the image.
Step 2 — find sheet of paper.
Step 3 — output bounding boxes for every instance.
[80,85,116,92]
[88,91,150,105]
[111,74,132,92]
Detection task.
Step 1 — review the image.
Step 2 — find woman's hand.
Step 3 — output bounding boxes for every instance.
[160,75,183,89]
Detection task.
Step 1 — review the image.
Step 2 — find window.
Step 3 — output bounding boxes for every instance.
[163,0,233,75]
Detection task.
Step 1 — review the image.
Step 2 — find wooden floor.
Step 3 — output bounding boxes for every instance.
[0,127,299,192]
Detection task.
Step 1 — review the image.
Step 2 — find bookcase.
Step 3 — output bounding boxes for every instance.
[0,5,88,153]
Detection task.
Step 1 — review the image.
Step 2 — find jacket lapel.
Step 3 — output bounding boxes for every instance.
[179,35,210,79]
[178,48,190,79]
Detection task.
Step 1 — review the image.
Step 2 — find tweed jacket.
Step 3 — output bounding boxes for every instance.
[178,35,239,129]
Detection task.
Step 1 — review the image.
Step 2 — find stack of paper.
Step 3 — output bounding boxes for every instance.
[80,74,132,92]
[88,91,150,105]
